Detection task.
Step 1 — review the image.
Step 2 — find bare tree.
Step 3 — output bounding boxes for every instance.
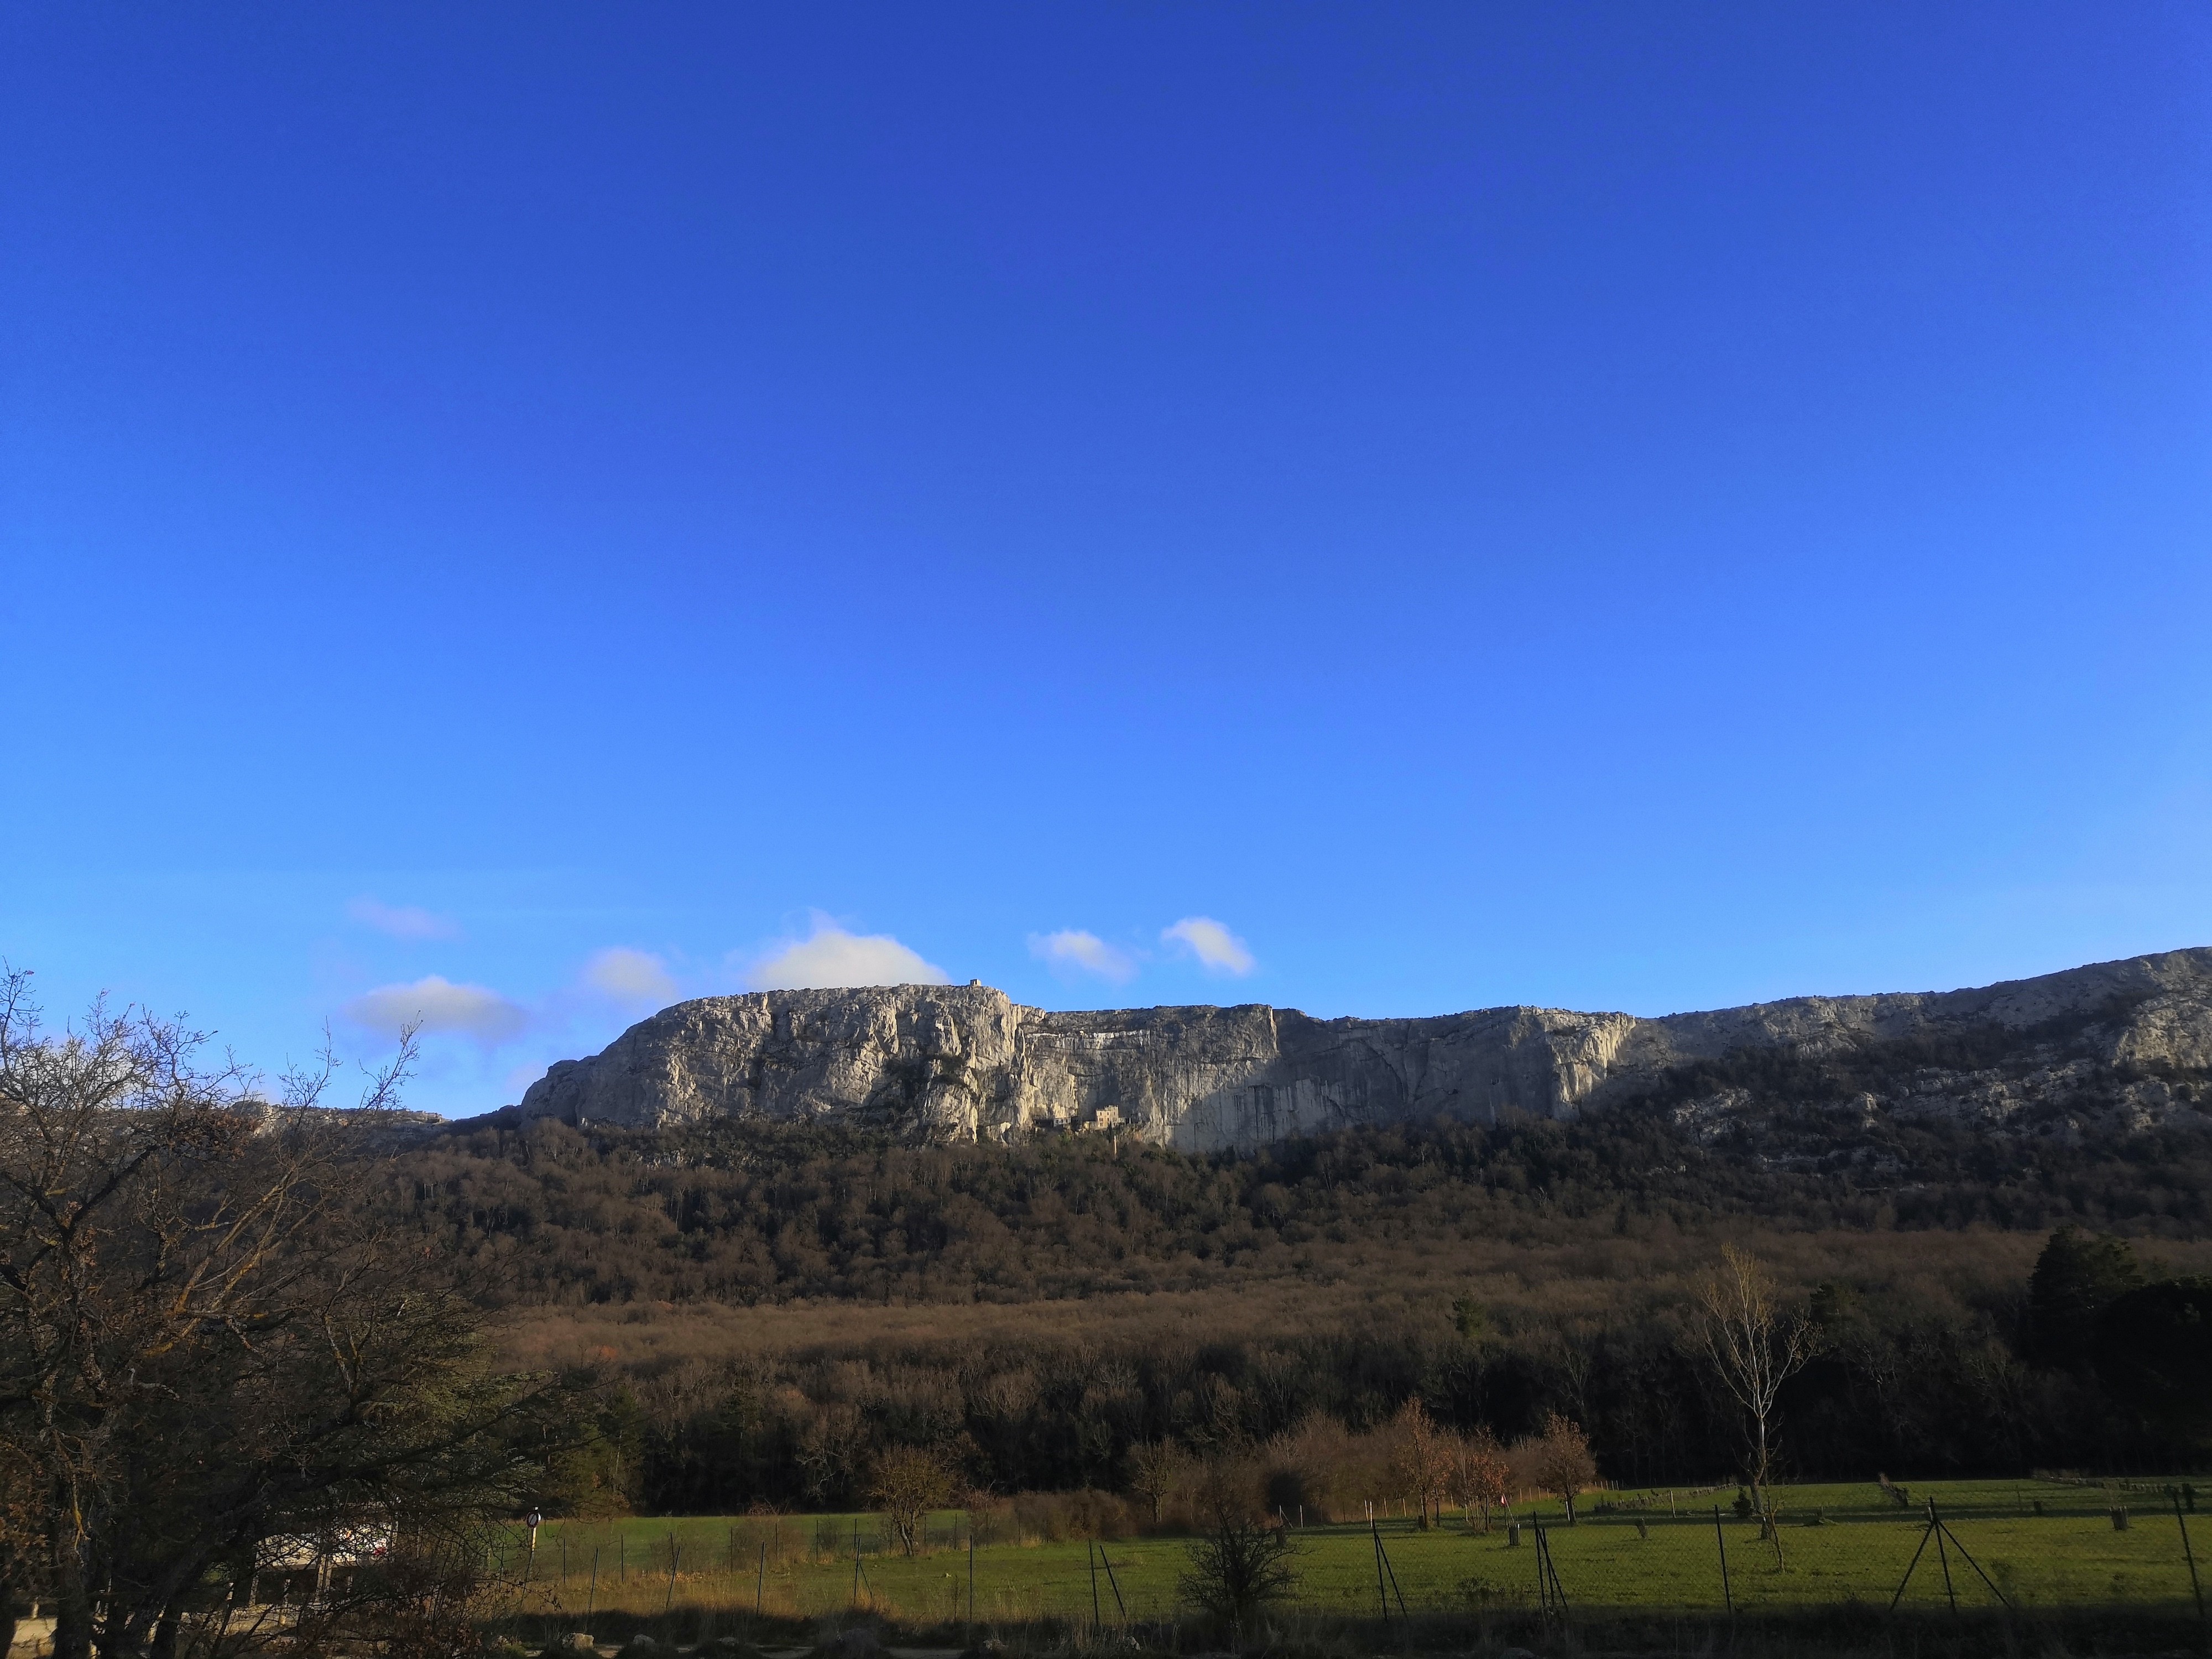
[1126,1439,1187,1527]
[867,1447,955,1554]
[1451,1426,1512,1532]
[0,973,559,1659]
[1388,1399,1450,1528]
[1692,1243,1820,1517]
[1524,1412,1598,1524]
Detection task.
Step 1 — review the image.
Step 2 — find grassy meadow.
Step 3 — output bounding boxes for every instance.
[493,1478,2210,1631]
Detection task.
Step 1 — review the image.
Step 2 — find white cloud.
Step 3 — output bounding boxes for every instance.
[744,920,950,990]
[1161,916,1255,975]
[346,896,461,940]
[341,975,530,1045]
[583,946,679,1006]
[1029,929,1137,983]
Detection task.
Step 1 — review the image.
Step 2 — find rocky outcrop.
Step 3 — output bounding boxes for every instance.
[516,949,2212,1151]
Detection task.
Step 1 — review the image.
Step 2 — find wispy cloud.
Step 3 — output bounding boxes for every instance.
[744,918,950,990]
[341,975,530,1044]
[1029,928,1138,983]
[346,896,461,941]
[583,946,679,1007]
[1161,916,1255,975]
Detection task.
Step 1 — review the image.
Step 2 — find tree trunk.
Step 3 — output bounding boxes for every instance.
[149,1600,184,1659]
[53,1591,94,1659]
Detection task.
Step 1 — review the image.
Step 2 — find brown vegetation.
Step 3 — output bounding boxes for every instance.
[0,979,562,1659]
[864,1448,954,1555]
[476,1207,2212,1519]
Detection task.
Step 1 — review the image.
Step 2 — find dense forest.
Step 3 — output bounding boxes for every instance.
[360,1046,2212,1517]
[382,1093,2210,1310]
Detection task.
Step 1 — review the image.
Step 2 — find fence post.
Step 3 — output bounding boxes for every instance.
[1099,1543,1128,1621]
[1712,1507,1733,1618]
[1370,1505,1389,1630]
[757,1544,766,1620]
[1888,1511,1936,1615]
[1929,1503,1959,1617]
[2178,1490,2208,1638]
[1088,1540,1101,1634]
[1375,1516,1410,1622]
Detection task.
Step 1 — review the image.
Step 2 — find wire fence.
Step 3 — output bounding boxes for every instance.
[488,1480,2211,1636]
[1319,1489,2209,1623]
[12,1490,2203,1659]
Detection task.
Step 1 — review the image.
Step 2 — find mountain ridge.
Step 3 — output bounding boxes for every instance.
[514,947,2212,1151]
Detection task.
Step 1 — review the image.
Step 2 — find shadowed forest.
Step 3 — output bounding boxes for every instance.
[368,1083,2212,1518]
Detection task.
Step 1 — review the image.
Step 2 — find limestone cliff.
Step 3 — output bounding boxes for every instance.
[516,948,2212,1151]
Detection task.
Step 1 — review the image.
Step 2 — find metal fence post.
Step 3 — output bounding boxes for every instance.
[1930,1503,1959,1617]
[1533,1518,1548,1618]
[1088,1540,1101,1634]
[1099,1543,1128,1621]
[1889,1509,1936,1614]
[1370,1507,1389,1630]
[2178,1489,2208,1642]
[1713,1506,1733,1617]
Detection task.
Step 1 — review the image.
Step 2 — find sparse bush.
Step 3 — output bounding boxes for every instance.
[1177,1460,1298,1630]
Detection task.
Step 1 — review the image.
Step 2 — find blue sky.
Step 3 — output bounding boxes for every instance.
[4,3,2209,1116]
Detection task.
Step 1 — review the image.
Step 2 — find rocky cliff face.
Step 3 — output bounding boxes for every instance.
[516,948,2212,1151]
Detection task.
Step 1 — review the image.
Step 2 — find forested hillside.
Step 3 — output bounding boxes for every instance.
[383,1098,2209,1309]
[359,1066,2212,1516]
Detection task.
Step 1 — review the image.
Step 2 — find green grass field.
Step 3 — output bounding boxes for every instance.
[500,1478,2208,1629]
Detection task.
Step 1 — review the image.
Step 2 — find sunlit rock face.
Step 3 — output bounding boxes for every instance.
[515,949,2212,1151]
